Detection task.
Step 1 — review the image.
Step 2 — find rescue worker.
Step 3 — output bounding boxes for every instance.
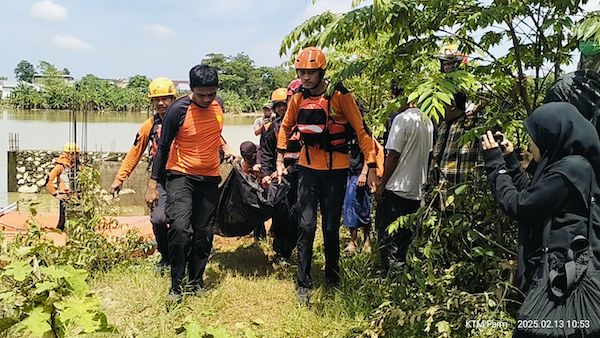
[46,142,80,231]
[110,77,177,270]
[260,87,300,266]
[276,47,377,304]
[145,64,234,302]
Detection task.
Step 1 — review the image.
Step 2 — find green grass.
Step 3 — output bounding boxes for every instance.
[88,233,381,338]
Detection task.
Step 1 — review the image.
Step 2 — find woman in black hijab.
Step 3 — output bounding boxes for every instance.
[482,102,600,337]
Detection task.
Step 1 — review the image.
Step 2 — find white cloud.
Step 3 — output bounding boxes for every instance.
[144,24,176,40]
[30,0,68,22]
[52,35,92,50]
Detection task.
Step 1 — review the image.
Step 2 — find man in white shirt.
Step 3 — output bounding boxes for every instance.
[253,103,273,136]
[374,106,433,272]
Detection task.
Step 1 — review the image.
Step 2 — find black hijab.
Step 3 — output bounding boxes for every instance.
[525,102,600,204]
[516,102,600,290]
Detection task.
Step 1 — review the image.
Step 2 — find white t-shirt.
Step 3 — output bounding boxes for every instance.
[253,117,264,134]
[385,108,434,200]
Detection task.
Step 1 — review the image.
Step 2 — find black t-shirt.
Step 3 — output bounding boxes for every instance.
[348,141,364,176]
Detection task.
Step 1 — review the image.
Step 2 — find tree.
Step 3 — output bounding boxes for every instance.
[14,60,35,83]
[63,68,71,75]
[127,75,151,93]
[201,53,294,113]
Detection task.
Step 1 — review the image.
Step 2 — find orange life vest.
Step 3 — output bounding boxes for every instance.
[295,90,352,154]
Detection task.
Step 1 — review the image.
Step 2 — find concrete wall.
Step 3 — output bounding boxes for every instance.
[7,150,150,206]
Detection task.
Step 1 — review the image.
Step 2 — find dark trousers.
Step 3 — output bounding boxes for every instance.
[375,191,420,270]
[272,171,299,259]
[150,181,169,263]
[57,200,66,231]
[253,222,267,240]
[165,174,218,294]
[297,167,347,289]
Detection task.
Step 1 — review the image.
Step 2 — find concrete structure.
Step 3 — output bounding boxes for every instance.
[0,80,18,100]
[32,74,75,85]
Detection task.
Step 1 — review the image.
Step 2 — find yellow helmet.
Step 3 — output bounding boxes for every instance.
[148,77,177,98]
[271,88,287,103]
[63,142,80,153]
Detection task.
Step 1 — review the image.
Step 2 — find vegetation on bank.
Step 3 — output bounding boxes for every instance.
[7,54,295,114]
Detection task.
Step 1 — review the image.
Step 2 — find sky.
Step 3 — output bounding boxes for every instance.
[1,0,599,82]
[0,0,355,82]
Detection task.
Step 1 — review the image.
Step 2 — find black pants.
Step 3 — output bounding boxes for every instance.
[253,222,267,240]
[297,167,347,289]
[272,171,299,259]
[150,181,169,263]
[165,174,218,294]
[57,200,66,231]
[375,191,420,271]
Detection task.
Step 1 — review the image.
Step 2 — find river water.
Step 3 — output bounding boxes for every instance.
[0,108,257,209]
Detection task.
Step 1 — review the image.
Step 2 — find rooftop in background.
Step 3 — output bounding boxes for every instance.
[32,73,75,85]
[173,80,190,91]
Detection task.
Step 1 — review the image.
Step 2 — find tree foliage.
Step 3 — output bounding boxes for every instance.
[14,60,35,83]
[281,0,590,125]
[202,53,296,113]
[10,56,294,113]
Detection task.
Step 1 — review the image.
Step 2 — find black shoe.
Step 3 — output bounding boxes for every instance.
[296,287,310,305]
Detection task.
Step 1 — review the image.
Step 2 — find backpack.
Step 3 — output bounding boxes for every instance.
[517,157,600,337]
[544,70,600,136]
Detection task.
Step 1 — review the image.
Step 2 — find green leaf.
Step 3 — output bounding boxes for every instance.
[40,265,71,280]
[407,90,420,103]
[454,184,467,195]
[418,88,433,104]
[34,281,58,295]
[56,296,103,333]
[62,266,89,297]
[183,320,203,338]
[2,260,33,282]
[15,306,52,337]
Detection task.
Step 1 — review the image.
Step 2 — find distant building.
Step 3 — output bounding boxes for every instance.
[32,73,75,85]
[0,81,18,100]
[173,80,190,92]
[102,78,129,88]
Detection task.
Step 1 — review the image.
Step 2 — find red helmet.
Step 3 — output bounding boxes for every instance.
[287,79,302,96]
